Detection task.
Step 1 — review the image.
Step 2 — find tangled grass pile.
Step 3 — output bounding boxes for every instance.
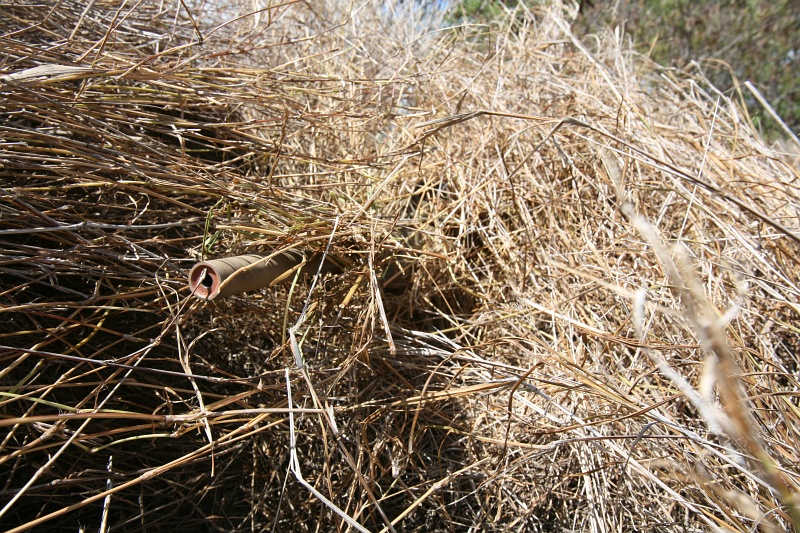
[1,1,799,531]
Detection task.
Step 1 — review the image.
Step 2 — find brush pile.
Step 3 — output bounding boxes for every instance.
[2,1,799,531]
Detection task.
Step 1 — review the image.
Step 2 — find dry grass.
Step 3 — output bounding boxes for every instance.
[1,1,799,531]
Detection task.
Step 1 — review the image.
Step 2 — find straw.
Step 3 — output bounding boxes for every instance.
[2,0,799,531]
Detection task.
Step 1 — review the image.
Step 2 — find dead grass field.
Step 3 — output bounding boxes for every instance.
[1,1,799,531]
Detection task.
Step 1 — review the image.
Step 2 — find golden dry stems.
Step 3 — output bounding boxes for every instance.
[1,0,799,531]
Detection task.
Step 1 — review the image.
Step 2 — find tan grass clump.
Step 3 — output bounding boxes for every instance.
[1,1,799,531]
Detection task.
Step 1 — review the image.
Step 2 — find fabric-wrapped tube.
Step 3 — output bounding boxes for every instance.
[188,252,311,300]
